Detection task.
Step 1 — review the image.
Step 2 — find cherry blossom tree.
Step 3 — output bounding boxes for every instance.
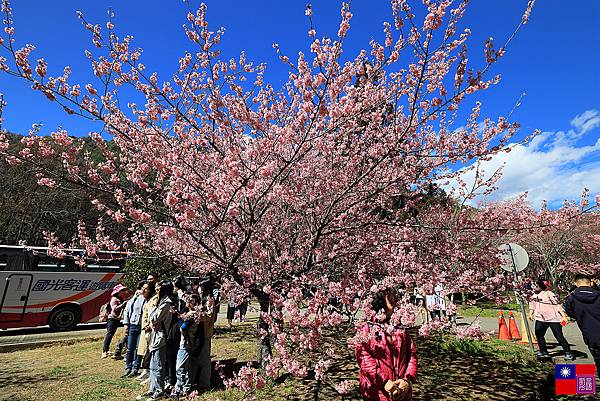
[0,0,562,387]
[505,193,600,288]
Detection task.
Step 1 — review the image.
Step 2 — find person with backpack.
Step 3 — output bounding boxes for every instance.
[102,284,129,359]
[192,280,216,392]
[121,280,148,377]
[137,281,174,401]
[163,297,182,394]
[172,293,204,397]
[355,288,417,401]
[564,274,600,371]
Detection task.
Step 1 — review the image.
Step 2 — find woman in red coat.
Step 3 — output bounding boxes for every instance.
[355,288,418,401]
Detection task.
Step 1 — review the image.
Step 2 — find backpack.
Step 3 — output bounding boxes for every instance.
[114,301,125,320]
[163,312,181,355]
[187,320,206,357]
[99,301,111,322]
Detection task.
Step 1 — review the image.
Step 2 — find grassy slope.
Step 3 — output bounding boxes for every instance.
[0,324,553,401]
[458,302,521,318]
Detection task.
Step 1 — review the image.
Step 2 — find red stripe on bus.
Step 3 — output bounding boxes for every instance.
[0,291,113,328]
[3,272,116,309]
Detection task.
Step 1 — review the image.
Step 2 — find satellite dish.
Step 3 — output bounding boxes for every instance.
[498,243,529,273]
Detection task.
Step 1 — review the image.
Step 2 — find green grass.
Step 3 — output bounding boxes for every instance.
[0,323,552,401]
[457,296,522,318]
[48,365,78,377]
[437,335,537,365]
[459,303,522,318]
[416,333,552,400]
[76,388,115,401]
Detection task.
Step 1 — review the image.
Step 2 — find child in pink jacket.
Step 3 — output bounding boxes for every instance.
[355,288,418,401]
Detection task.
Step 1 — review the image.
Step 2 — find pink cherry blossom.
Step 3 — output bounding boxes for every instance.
[3,0,591,391]
[456,320,486,340]
[36,176,57,188]
[334,380,353,395]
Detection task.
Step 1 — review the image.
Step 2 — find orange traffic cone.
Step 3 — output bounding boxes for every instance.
[519,312,538,345]
[508,311,521,340]
[498,311,511,340]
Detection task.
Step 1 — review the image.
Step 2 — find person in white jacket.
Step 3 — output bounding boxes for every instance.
[137,281,174,401]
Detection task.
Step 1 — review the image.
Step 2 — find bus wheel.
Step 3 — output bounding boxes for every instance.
[49,305,80,331]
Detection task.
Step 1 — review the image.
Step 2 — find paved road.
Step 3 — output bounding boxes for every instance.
[457,315,595,364]
[0,303,260,352]
[0,323,106,351]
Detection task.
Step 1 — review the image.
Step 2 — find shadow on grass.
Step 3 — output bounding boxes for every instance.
[208,322,555,400]
[0,364,62,397]
[214,323,257,343]
[210,358,259,389]
[262,327,553,401]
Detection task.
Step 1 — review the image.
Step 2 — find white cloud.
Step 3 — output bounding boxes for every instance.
[449,109,600,207]
[571,110,600,136]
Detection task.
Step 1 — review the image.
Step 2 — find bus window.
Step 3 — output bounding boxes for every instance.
[0,246,127,272]
[64,258,79,272]
[5,254,26,271]
[35,254,61,272]
[87,264,122,272]
[0,249,32,271]
[34,255,79,272]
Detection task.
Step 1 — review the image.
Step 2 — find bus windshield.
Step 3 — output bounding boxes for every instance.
[0,245,126,272]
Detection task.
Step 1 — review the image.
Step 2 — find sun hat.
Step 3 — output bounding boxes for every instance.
[111,284,127,296]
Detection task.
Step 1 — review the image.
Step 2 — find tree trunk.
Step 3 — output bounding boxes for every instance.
[256,295,273,370]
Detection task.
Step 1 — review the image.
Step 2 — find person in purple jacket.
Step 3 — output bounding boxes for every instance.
[564,274,600,372]
[102,284,129,359]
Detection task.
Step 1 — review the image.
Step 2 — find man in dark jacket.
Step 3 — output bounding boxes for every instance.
[564,274,600,372]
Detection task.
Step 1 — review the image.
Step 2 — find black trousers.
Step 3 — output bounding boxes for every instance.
[164,352,177,386]
[587,345,600,376]
[535,320,570,353]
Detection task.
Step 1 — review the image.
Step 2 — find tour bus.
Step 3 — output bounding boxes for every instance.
[0,245,126,331]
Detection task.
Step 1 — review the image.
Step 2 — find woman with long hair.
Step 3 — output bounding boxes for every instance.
[137,281,174,401]
[355,288,418,401]
[172,293,201,398]
[529,279,573,360]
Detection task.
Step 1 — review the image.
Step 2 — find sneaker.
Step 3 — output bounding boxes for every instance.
[564,352,575,361]
[121,369,132,378]
[137,371,149,381]
[146,392,164,400]
[536,351,551,358]
[136,392,153,400]
[101,352,109,359]
[112,354,124,360]
[130,369,139,378]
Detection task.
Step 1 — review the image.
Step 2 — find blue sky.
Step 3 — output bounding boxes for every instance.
[0,1,598,206]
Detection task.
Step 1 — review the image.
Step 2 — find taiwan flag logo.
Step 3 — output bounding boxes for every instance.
[555,364,596,395]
